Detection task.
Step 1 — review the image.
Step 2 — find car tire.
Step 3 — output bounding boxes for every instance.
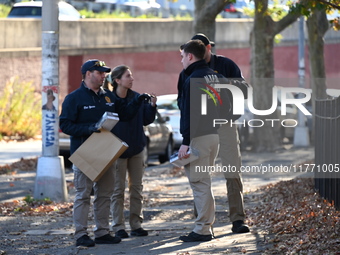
[159,137,173,163]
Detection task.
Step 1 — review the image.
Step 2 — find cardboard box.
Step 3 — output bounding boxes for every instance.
[95,112,119,131]
[69,129,128,182]
[170,149,199,168]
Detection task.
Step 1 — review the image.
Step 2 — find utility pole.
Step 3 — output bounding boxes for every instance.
[293,16,310,147]
[34,0,67,202]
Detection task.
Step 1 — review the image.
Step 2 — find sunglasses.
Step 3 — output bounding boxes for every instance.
[90,61,106,69]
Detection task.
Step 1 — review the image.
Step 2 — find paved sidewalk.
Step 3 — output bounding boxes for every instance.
[0,139,42,166]
[0,145,314,254]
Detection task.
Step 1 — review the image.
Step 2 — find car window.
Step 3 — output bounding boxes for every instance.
[7,2,81,20]
[8,6,42,17]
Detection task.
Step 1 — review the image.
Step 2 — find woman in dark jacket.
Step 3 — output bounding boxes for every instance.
[103,65,157,238]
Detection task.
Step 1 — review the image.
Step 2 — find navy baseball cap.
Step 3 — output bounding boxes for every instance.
[81,59,111,74]
[191,33,215,47]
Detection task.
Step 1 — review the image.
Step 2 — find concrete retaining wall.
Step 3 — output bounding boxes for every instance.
[0,18,339,105]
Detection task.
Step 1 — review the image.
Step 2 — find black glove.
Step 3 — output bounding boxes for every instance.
[138,93,151,103]
[88,124,101,135]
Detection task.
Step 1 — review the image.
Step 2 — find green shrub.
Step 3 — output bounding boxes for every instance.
[0,4,11,18]
[0,77,41,140]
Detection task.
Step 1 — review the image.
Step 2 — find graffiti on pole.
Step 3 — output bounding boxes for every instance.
[41,33,59,156]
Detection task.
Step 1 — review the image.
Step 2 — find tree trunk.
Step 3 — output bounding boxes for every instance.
[251,0,280,152]
[194,0,228,40]
[306,9,329,144]
[306,9,329,100]
[250,0,300,152]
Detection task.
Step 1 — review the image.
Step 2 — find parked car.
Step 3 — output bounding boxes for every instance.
[143,111,173,164]
[121,0,160,16]
[155,0,194,17]
[222,0,250,18]
[7,1,82,20]
[221,0,290,19]
[95,0,161,16]
[156,94,181,149]
[59,110,173,166]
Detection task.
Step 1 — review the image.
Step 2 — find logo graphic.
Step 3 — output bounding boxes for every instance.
[199,83,223,106]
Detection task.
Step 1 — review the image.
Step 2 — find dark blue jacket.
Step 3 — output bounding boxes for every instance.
[179,60,231,146]
[112,90,156,158]
[59,82,141,155]
[208,54,243,78]
[177,53,249,120]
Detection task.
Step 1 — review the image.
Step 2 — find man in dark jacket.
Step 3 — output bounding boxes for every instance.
[177,39,231,242]
[59,59,148,247]
[178,33,250,234]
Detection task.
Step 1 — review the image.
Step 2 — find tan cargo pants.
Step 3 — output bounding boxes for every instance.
[110,150,145,232]
[217,124,246,223]
[185,134,219,235]
[73,163,115,240]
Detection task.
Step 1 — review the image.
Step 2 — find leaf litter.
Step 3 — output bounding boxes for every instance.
[247,177,340,254]
[1,158,340,254]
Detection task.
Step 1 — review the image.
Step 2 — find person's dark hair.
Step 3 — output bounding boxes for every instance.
[180,40,206,60]
[103,65,130,92]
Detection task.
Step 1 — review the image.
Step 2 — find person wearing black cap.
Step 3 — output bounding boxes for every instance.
[177,34,250,234]
[60,59,150,247]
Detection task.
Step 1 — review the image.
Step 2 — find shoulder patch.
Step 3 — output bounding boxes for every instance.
[105,96,111,103]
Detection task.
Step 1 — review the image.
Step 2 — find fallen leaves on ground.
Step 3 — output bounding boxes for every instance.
[247,178,340,254]
[2,155,340,253]
[0,157,38,175]
[0,199,73,217]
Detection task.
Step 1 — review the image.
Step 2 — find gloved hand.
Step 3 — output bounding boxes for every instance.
[88,124,101,135]
[138,93,151,103]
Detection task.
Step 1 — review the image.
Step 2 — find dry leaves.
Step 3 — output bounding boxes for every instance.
[0,157,74,217]
[0,157,38,175]
[0,199,73,217]
[247,178,340,254]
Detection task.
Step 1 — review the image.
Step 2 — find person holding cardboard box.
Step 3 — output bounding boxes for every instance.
[59,59,151,247]
[103,65,157,238]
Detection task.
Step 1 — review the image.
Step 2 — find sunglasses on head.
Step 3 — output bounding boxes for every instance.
[90,61,106,69]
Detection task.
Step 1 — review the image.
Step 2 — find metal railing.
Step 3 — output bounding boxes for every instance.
[314,95,340,210]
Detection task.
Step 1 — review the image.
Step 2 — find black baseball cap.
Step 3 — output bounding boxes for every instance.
[81,59,111,74]
[191,33,215,47]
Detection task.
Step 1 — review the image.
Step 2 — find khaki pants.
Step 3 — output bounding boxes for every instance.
[185,134,219,235]
[110,150,144,232]
[217,124,246,222]
[73,163,115,240]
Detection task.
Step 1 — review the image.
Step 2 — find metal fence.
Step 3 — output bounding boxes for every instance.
[314,95,340,210]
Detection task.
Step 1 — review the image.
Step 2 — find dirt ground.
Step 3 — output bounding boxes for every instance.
[1,146,321,255]
[0,159,270,255]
